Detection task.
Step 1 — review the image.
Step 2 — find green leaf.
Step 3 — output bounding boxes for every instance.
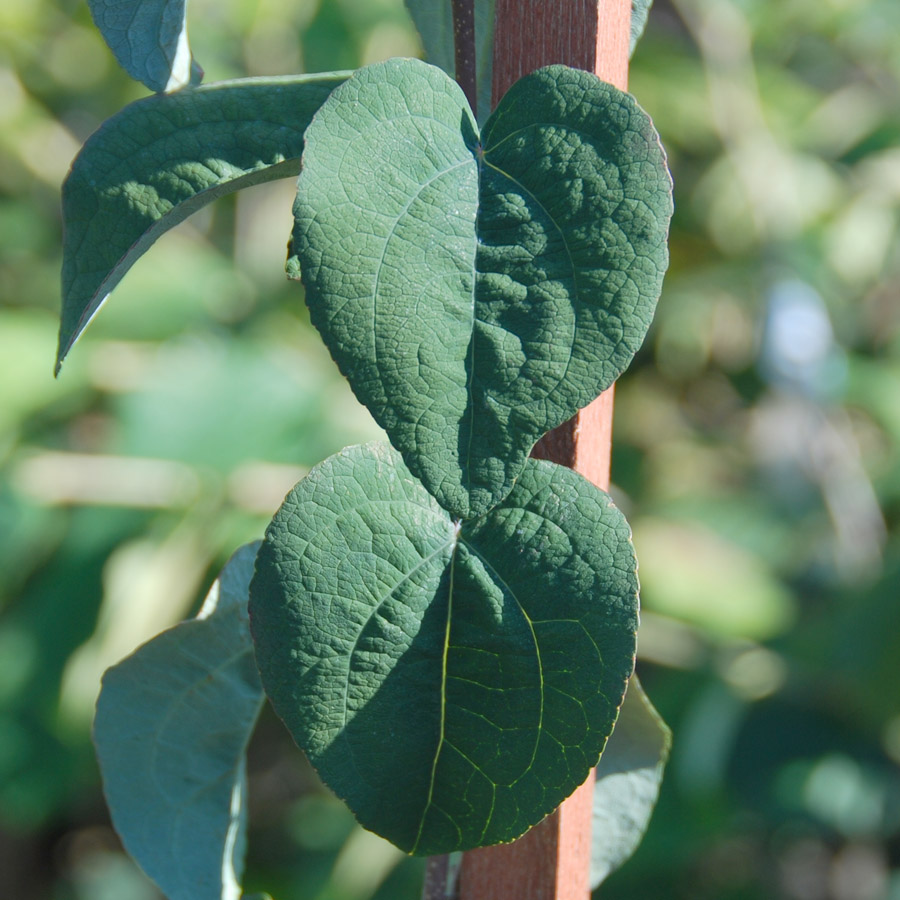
[94,542,265,900]
[57,72,349,373]
[88,0,199,93]
[404,0,496,123]
[591,674,670,888]
[249,442,638,856]
[630,0,654,57]
[290,59,671,519]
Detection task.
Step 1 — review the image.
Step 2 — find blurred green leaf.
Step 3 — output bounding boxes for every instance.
[0,310,88,435]
[113,335,381,470]
[0,506,151,829]
[87,0,198,92]
[94,542,264,900]
[58,71,349,371]
[591,675,670,888]
[633,518,795,640]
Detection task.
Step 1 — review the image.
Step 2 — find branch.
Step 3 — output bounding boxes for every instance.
[452,0,477,116]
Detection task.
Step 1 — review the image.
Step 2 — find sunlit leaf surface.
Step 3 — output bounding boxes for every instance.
[290,59,672,518]
[250,443,639,855]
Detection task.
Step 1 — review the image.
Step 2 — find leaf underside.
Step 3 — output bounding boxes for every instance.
[591,674,671,888]
[88,0,197,92]
[291,59,672,519]
[94,542,264,900]
[249,442,639,856]
[630,0,655,56]
[57,71,349,372]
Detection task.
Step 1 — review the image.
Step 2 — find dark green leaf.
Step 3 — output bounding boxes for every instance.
[591,674,670,888]
[57,72,348,372]
[88,0,199,92]
[404,0,496,123]
[290,59,671,519]
[250,443,638,855]
[94,542,264,900]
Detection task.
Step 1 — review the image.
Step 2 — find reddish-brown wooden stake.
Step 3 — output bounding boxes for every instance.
[423,2,632,897]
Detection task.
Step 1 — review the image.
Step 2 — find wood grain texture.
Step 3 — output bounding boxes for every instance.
[422,1,632,897]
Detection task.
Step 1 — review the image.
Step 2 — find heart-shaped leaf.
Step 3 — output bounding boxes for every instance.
[94,542,264,900]
[591,674,670,888]
[88,0,199,92]
[249,442,638,856]
[57,72,348,373]
[290,59,672,519]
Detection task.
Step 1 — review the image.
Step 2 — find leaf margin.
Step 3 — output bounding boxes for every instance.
[88,0,198,93]
[249,440,640,856]
[591,673,671,888]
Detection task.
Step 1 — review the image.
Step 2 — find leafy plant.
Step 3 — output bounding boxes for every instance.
[57,1,673,896]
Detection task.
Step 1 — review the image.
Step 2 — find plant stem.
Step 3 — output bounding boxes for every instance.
[452,0,477,117]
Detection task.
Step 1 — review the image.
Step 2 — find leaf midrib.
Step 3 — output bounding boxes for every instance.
[411,523,459,854]
[340,535,458,735]
[461,537,545,786]
[370,158,472,384]
[410,528,547,851]
[146,622,259,803]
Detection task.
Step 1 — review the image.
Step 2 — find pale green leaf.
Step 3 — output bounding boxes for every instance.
[591,674,671,888]
[630,0,654,56]
[250,442,639,856]
[57,72,349,373]
[404,0,495,123]
[404,1,454,77]
[88,0,198,93]
[291,59,672,519]
[94,542,265,900]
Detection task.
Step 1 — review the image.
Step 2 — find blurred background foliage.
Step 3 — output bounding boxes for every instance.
[0,0,898,897]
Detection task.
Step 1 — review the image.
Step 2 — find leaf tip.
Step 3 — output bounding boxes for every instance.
[189,57,204,87]
[54,335,72,378]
